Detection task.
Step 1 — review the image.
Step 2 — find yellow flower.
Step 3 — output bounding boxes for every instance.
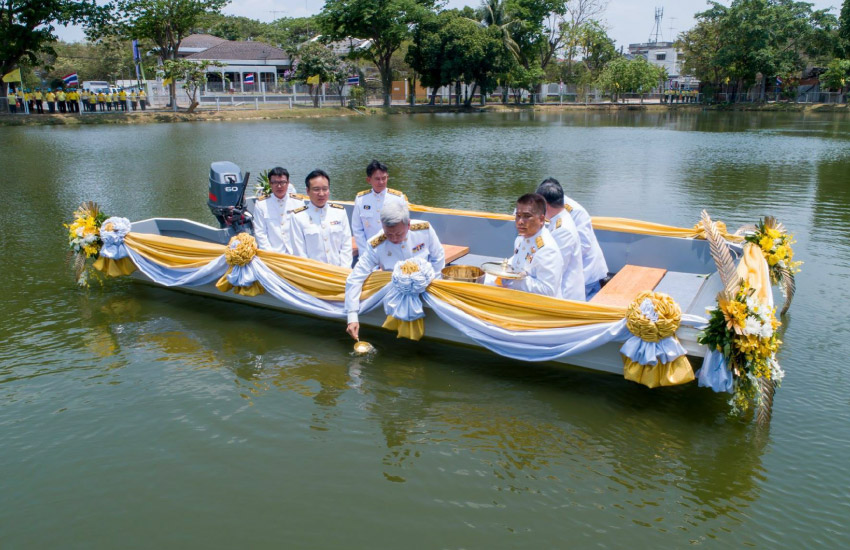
[774,245,788,260]
[759,235,774,252]
[720,298,748,334]
[767,254,780,266]
[765,227,781,240]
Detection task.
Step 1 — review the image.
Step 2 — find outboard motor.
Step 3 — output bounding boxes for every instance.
[207,161,252,234]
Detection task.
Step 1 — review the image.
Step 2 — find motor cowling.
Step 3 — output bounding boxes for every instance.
[208,161,252,234]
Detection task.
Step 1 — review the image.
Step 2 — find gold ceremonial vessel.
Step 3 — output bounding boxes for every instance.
[441,265,485,284]
[353,340,375,355]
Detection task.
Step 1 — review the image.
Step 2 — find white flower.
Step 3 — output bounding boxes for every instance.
[769,358,785,381]
[101,217,132,237]
[744,316,762,336]
[75,226,85,237]
[758,322,774,339]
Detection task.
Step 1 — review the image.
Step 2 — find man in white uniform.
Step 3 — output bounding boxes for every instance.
[290,169,353,267]
[345,201,445,341]
[351,159,409,254]
[536,180,586,301]
[253,167,305,254]
[490,193,563,298]
[540,177,608,299]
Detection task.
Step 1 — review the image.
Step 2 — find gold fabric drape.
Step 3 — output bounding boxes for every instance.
[92,256,136,277]
[427,280,625,330]
[622,356,695,388]
[737,242,773,305]
[382,316,426,341]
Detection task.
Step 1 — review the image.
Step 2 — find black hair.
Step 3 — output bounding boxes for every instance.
[536,180,565,207]
[305,169,330,189]
[268,167,290,180]
[516,193,547,218]
[366,159,388,177]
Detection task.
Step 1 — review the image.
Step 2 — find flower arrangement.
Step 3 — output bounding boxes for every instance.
[698,281,784,415]
[254,169,271,199]
[224,233,258,266]
[744,216,802,280]
[65,201,108,286]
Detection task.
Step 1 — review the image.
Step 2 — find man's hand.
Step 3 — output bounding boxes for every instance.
[346,322,360,341]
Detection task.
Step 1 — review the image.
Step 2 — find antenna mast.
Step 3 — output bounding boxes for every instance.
[649,7,664,44]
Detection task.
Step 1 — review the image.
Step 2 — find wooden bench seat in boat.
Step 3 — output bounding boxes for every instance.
[351,237,469,264]
[590,264,667,308]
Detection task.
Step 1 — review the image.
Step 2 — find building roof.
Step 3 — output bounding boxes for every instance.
[186,40,289,61]
[181,34,228,50]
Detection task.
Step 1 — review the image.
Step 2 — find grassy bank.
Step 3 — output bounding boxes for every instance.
[2,100,846,126]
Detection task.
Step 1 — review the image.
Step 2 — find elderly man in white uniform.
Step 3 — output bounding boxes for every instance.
[290,169,353,267]
[345,201,445,341]
[489,193,563,298]
[253,167,306,254]
[536,180,586,301]
[540,177,608,299]
[351,159,409,254]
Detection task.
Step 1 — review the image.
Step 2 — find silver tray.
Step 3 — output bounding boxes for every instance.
[480,261,526,280]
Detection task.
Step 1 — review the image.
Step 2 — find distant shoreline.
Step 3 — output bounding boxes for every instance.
[2,101,846,126]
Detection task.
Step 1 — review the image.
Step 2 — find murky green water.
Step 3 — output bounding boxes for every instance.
[2,111,848,548]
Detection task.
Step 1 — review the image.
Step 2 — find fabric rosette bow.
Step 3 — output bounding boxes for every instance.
[215,233,265,296]
[381,257,436,341]
[620,291,694,388]
[92,216,136,277]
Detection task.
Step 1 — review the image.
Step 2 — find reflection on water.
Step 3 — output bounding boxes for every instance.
[2,111,850,547]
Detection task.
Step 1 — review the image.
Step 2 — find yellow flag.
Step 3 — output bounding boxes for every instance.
[2,68,22,83]
[162,77,173,86]
[306,74,320,85]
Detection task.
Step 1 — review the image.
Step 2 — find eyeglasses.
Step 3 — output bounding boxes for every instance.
[269,181,289,186]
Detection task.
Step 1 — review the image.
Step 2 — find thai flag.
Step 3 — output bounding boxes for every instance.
[347,74,359,86]
[244,73,254,85]
[63,73,78,87]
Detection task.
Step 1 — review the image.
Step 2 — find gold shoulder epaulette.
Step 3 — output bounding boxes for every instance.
[290,192,309,200]
[292,205,308,214]
[387,188,404,197]
[370,234,386,247]
[555,217,562,229]
[565,203,573,212]
[329,203,345,209]
[356,189,371,197]
[536,236,545,248]
[409,222,430,231]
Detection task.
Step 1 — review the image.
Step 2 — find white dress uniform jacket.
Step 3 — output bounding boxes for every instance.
[345,220,445,324]
[546,210,586,301]
[289,202,353,267]
[253,192,305,254]
[564,197,608,285]
[499,227,564,298]
[351,188,408,254]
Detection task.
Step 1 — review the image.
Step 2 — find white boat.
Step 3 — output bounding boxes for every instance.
[75,162,794,420]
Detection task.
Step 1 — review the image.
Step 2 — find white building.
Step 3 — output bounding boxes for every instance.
[178,34,292,92]
[627,41,699,90]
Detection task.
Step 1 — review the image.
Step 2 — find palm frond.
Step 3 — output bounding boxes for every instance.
[756,376,776,426]
[734,223,757,236]
[73,252,87,280]
[701,210,740,295]
[763,215,786,235]
[777,265,796,316]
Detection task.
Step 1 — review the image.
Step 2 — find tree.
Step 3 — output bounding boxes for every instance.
[553,0,609,80]
[0,0,106,99]
[839,0,850,57]
[821,58,850,91]
[676,13,727,88]
[686,0,837,101]
[320,0,436,106]
[406,11,451,103]
[294,41,347,107]
[595,56,663,103]
[110,0,229,110]
[160,58,224,112]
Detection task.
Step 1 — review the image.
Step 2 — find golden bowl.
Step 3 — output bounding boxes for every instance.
[441,265,485,284]
[353,341,375,355]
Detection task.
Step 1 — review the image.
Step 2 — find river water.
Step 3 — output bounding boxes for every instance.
[1,111,848,548]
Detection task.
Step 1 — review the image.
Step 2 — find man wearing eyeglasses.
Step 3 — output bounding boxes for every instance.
[253,167,304,254]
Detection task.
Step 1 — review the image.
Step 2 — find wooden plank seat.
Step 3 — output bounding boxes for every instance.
[590,264,667,308]
[351,237,469,264]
